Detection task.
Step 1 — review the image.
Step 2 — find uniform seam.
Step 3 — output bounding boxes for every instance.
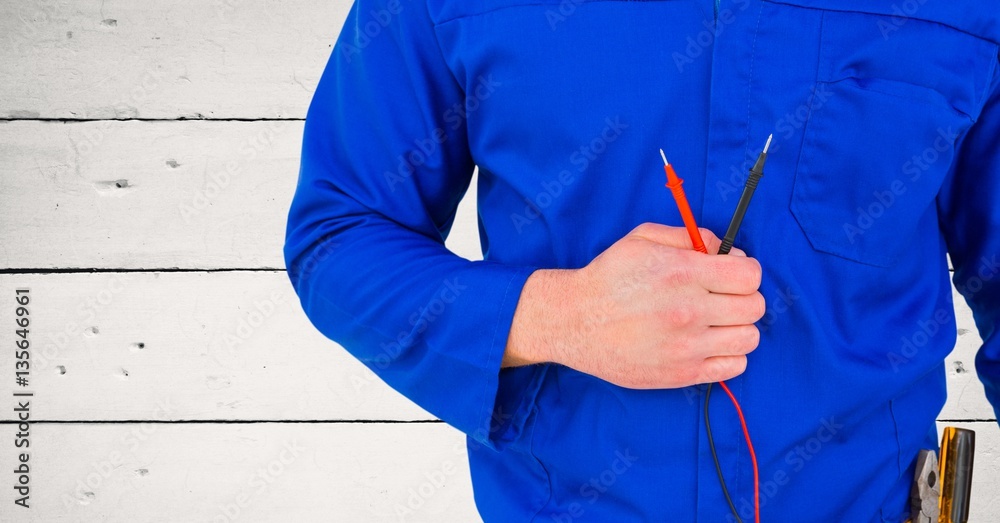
[480,269,522,446]
[791,9,824,193]
[739,5,765,503]
[883,400,904,522]
[427,4,468,104]
[436,2,556,25]
[835,77,975,122]
[527,403,554,522]
[744,0,764,167]
[974,46,1000,121]
[733,5,764,504]
[760,0,1000,46]
[434,0,672,26]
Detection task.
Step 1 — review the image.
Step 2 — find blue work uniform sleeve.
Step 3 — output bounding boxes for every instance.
[938,66,1000,424]
[283,0,540,450]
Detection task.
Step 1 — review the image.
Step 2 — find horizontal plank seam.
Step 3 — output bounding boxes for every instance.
[0,117,304,123]
[0,268,285,274]
[0,268,957,274]
[0,419,446,424]
[0,419,992,424]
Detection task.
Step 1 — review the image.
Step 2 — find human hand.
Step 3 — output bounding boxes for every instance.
[504,222,765,389]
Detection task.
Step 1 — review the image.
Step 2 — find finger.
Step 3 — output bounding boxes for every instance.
[695,228,722,254]
[629,222,721,252]
[694,255,763,295]
[697,355,749,383]
[700,292,766,326]
[728,246,747,257]
[694,324,761,358]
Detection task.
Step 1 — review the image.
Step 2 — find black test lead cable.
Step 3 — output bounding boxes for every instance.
[705,383,741,521]
[706,133,772,523]
[718,134,772,255]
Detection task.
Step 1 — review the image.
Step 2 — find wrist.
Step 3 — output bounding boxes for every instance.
[502,268,583,368]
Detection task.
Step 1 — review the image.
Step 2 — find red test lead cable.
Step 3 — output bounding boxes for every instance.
[716,381,760,523]
[659,148,760,523]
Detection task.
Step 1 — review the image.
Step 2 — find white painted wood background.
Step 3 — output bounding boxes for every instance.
[0,1,996,521]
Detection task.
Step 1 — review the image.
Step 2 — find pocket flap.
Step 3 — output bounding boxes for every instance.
[765,0,1000,46]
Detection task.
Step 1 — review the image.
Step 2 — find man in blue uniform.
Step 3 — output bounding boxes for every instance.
[284,0,1000,520]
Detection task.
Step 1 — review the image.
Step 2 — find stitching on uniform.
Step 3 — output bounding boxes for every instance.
[974,46,1000,121]
[745,1,764,168]
[527,402,554,522]
[480,269,522,448]
[760,0,1000,46]
[435,0,671,26]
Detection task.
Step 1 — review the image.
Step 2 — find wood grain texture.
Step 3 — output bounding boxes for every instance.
[0,272,993,422]
[0,0,347,119]
[0,271,433,422]
[0,422,480,522]
[0,121,483,269]
[0,421,994,522]
[945,316,995,421]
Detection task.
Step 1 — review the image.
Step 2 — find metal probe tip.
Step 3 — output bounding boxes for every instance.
[763,134,773,154]
[659,149,669,166]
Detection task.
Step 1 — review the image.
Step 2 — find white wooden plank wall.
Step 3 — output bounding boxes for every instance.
[0,1,996,521]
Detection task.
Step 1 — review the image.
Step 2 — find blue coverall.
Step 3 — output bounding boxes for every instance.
[283,0,1000,520]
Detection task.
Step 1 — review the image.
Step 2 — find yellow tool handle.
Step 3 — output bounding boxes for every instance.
[938,427,975,523]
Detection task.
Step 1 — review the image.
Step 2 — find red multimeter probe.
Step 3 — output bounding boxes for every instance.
[660,136,771,523]
[660,149,708,254]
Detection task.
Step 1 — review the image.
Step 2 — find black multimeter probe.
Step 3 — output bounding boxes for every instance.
[718,134,772,255]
